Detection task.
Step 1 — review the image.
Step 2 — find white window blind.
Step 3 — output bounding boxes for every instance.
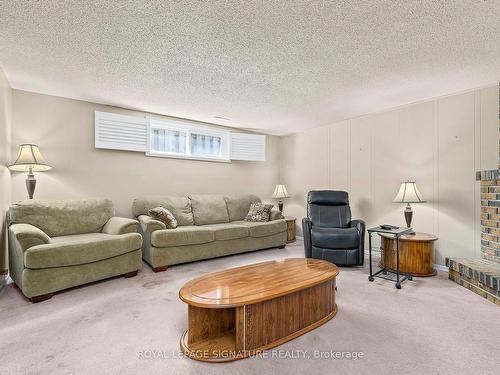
[95,111,148,152]
[190,133,223,157]
[151,128,187,154]
[148,117,230,161]
[230,133,266,161]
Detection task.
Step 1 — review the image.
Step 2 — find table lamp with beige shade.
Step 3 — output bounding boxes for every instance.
[272,184,290,212]
[393,181,425,234]
[8,144,52,199]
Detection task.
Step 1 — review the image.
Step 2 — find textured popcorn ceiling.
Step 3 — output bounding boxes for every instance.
[1,1,499,134]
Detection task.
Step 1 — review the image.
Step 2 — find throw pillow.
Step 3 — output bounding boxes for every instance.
[148,206,178,229]
[244,203,274,222]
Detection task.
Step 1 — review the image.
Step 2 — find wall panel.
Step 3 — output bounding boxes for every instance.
[330,120,350,191]
[479,86,498,170]
[306,126,330,190]
[0,68,12,276]
[349,117,373,221]
[398,101,436,237]
[437,92,476,264]
[282,85,498,265]
[372,110,401,228]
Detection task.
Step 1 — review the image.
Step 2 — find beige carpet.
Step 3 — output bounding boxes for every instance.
[1,241,499,375]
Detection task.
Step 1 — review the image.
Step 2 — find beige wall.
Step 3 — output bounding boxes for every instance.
[10,90,280,217]
[0,68,12,275]
[8,85,499,267]
[280,86,499,265]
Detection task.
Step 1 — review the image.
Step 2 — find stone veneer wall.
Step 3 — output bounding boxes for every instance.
[478,83,500,264]
[480,179,500,262]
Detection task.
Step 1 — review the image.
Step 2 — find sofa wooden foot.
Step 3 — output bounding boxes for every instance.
[30,293,53,303]
[124,270,138,278]
[278,244,286,249]
[152,266,168,273]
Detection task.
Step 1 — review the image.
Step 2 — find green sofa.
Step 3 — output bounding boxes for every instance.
[7,199,142,302]
[132,194,287,271]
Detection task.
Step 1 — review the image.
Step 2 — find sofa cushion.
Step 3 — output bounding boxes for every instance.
[202,223,250,241]
[244,203,274,222]
[132,196,194,226]
[24,233,142,269]
[311,226,359,249]
[151,226,215,247]
[148,206,178,229]
[224,194,261,221]
[189,194,230,225]
[232,220,286,238]
[8,199,114,237]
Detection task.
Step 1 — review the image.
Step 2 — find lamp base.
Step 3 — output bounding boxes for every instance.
[26,170,36,199]
[404,203,414,234]
[278,200,284,212]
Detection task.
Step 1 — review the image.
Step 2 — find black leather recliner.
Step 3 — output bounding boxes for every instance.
[302,190,365,266]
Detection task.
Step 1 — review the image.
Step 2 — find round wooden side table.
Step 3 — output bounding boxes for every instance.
[379,232,438,277]
[285,217,296,243]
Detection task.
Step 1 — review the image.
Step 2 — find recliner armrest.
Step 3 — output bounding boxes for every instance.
[102,217,139,235]
[9,223,51,251]
[350,219,366,265]
[137,215,167,233]
[302,218,313,258]
[349,219,366,233]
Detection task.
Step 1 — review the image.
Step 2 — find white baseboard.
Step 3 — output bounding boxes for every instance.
[434,264,449,272]
[296,235,304,241]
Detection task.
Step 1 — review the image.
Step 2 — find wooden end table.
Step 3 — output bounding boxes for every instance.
[285,217,296,243]
[379,232,438,277]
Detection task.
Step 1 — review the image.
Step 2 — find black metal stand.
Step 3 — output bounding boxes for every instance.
[368,226,413,289]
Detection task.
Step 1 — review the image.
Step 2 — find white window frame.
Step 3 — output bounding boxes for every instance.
[147,117,231,162]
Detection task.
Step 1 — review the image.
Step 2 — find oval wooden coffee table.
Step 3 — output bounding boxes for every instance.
[179,258,339,362]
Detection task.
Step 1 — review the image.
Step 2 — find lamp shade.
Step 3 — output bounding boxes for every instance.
[8,144,52,172]
[393,181,425,203]
[272,184,290,199]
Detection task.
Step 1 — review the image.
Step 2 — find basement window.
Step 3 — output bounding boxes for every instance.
[95,111,266,162]
[147,118,230,162]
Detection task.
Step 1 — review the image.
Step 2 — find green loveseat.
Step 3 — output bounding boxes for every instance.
[7,199,142,302]
[133,194,287,272]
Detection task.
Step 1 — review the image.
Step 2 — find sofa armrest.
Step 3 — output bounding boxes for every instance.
[138,215,166,233]
[102,217,139,235]
[302,218,312,258]
[269,209,284,221]
[9,223,51,251]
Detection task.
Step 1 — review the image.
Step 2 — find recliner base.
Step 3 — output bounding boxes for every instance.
[311,246,364,266]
